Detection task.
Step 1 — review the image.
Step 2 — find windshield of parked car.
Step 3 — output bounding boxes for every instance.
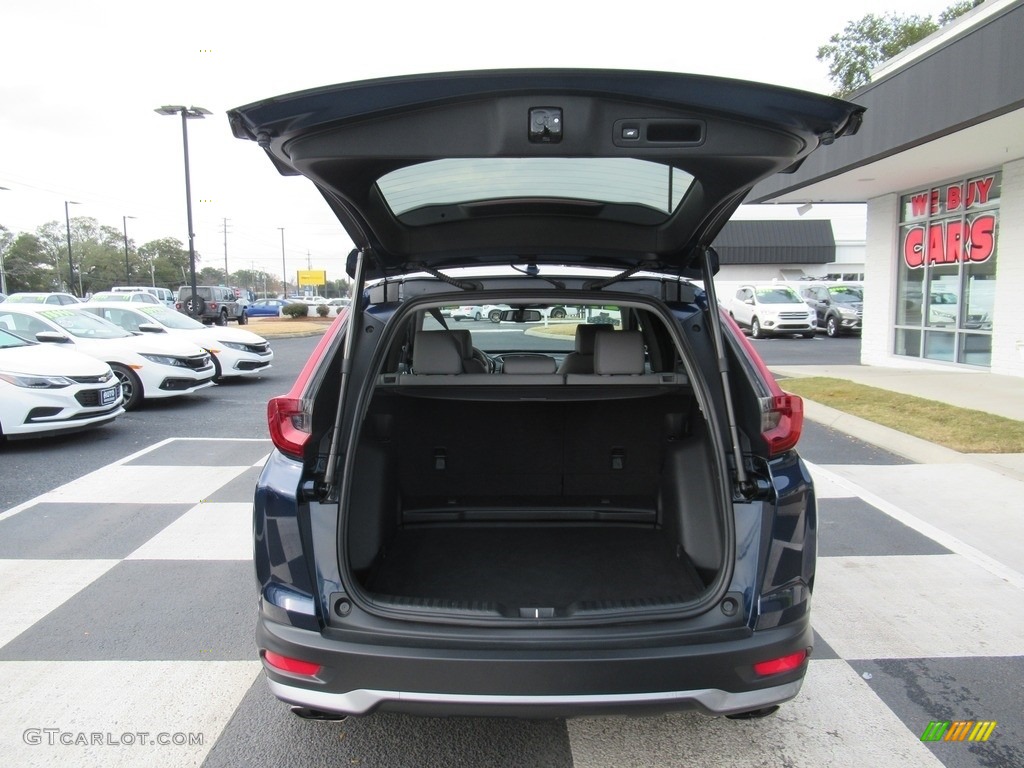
[0,328,31,348]
[378,158,695,217]
[137,306,205,329]
[828,286,863,302]
[754,287,802,304]
[37,309,133,339]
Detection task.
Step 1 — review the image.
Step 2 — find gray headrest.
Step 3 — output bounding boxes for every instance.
[448,328,473,359]
[412,331,462,374]
[575,322,613,354]
[593,331,645,374]
[502,354,557,374]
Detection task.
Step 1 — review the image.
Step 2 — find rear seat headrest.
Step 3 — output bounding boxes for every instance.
[412,331,462,374]
[447,328,474,359]
[575,322,613,354]
[593,331,645,375]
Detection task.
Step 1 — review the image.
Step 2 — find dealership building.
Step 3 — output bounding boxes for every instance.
[750,0,1024,378]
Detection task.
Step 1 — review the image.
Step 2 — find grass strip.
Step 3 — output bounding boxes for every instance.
[780,376,1024,454]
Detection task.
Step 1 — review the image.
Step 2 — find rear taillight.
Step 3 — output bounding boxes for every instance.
[760,393,803,456]
[263,650,321,677]
[268,396,311,459]
[721,310,804,457]
[266,310,347,460]
[753,650,807,677]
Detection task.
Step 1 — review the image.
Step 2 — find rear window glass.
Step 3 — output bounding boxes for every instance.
[378,158,695,217]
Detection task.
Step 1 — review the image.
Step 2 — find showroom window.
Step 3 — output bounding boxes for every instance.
[895,172,1000,366]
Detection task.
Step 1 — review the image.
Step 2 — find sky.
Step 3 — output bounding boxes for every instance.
[0,0,951,284]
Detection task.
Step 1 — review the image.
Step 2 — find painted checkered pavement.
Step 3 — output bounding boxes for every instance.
[0,437,1020,767]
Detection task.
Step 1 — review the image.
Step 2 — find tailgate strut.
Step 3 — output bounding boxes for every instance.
[699,246,751,493]
[322,248,369,496]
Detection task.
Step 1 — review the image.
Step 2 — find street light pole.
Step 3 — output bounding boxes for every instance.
[279,227,286,298]
[0,186,9,295]
[122,215,136,285]
[64,201,80,296]
[155,105,210,314]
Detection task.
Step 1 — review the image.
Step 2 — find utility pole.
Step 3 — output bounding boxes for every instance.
[278,227,286,297]
[222,217,230,284]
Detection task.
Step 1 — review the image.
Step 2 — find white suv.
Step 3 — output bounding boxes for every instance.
[728,284,816,339]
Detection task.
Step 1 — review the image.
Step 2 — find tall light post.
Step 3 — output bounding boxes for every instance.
[154,105,210,315]
[0,186,9,295]
[122,215,136,285]
[278,227,287,298]
[64,200,81,295]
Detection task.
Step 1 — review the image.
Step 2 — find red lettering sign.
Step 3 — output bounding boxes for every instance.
[968,176,994,207]
[947,184,962,211]
[968,214,996,262]
[902,214,996,269]
[903,226,925,268]
[910,193,930,218]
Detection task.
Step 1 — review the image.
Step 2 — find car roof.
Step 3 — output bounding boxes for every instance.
[228,69,863,280]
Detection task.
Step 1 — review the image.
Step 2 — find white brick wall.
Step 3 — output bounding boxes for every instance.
[861,194,899,367]
[991,158,1024,376]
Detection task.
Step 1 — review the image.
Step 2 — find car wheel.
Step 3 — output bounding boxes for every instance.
[110,363,142,411]
[750,317,764,339]
[216,310,227,326]
[210,354,224,382]
[488,309,502,323]
[184,295,206,316]
[237,310,248,325]
[826,316,839,337]
[473,311,482,321]
[550,307,566,319]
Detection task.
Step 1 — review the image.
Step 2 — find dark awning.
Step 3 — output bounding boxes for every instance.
[712,220,834,265]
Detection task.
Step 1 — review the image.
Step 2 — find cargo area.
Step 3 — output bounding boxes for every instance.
[345,389,727,617]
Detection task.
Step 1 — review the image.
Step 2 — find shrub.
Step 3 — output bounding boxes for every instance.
[282,302,310,319]
[316,303,329,317]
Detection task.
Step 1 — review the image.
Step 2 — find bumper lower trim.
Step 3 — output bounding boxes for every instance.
[266,678,804,718]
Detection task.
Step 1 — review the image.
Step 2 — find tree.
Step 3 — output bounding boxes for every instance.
[817,1,983,97]
[137,237,194,289]
[2,233,55,292]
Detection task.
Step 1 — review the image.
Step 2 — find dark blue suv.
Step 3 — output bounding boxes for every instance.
[229,69,863,720]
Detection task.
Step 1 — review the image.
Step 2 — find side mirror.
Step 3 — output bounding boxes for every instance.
[138,323,166,333]
[35,331,71,344]
[498,309,543,323]
[744,298,755,306]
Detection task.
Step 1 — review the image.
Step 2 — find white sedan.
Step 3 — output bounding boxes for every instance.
[82,303,274,380]
[0,306,215,411]
[0,327,124,440]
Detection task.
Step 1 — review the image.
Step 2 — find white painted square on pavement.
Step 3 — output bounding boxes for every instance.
[0,559,120,650]
[127,503,252,561]
[813,554,1024,659]
[0,660,261,768]
[38,466,253,505]
[567,660,942,768]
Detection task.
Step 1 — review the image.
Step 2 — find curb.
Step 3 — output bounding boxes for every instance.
[800,399,1024,483]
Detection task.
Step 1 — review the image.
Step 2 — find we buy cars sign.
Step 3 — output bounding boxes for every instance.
[902,174,998,269]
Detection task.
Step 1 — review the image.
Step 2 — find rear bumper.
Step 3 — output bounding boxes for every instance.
[257,613,813,718]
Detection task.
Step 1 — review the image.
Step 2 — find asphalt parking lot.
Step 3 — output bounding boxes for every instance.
[1,331,1020,768]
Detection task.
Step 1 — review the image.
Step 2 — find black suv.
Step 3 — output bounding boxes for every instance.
[229,70,863,720]
[176,285,247,325]
[799,282,864,337]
